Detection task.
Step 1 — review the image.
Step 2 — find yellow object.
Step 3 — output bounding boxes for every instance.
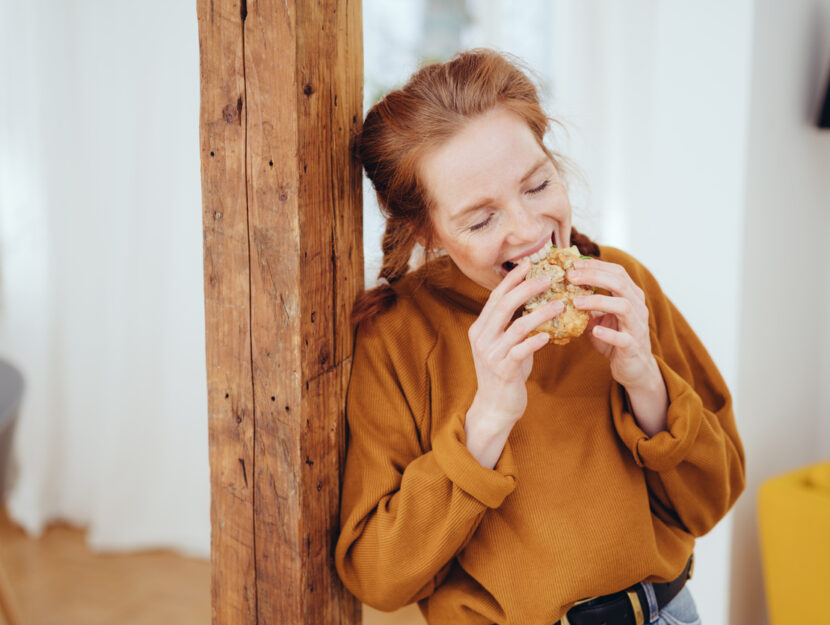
[758,460,830,624]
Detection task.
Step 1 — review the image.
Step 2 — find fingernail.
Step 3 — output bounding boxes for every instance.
[536,276,551,286]
[568,270,581,280]
[573,297,585,307]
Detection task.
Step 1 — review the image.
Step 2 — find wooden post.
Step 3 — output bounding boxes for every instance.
[197,1,363,623]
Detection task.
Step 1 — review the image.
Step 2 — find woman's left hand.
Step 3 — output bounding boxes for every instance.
[566,258,660,391]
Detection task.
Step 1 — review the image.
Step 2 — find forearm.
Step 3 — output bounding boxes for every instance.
[624,359,668,437]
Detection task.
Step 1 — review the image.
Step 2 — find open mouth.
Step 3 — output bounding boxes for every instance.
[501,231,558,272]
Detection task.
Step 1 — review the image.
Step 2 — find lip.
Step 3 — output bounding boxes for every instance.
[506,234,553,263]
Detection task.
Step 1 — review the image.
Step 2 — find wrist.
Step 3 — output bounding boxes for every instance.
[464,397,516,469]
[624,358,668,437]
[624,358,664,396]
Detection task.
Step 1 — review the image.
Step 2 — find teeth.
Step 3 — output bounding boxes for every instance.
[513,240,552,266]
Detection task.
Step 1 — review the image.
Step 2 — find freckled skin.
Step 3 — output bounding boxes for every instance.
[419,106,572,291]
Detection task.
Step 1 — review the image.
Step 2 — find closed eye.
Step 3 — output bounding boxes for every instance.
[469,179,550,232]
[469,214,493,232]
[527,179,550,194]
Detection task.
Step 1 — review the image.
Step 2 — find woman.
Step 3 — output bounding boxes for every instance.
[334,49,744,625]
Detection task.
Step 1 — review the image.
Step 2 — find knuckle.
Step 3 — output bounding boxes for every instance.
[518,319,538,338]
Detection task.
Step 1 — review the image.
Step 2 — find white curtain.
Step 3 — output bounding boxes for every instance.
[0,0,209,557]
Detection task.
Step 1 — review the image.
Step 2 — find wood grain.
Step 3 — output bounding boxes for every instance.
[197,1,256,624]
[198,0,363,623]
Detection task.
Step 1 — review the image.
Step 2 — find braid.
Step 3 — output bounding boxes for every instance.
[570,227,600,257]
[350,219,419,328]
[379,219,416,283]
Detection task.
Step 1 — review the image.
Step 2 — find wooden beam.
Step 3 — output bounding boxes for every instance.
[197,1,363,623]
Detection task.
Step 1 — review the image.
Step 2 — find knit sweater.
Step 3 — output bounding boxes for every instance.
[334,246,745,625]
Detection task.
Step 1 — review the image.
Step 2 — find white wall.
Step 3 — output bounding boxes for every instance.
[730,1,830,624]
[623,5,754,625]
[550,3,753,624]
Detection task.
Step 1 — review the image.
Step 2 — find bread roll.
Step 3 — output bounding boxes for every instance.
[523,245,593,345]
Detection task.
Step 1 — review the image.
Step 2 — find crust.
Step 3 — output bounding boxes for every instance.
[523,246,593,345]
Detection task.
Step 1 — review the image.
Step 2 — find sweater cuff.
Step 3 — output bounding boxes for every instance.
[431,411,517,508]
[612,355,703,472]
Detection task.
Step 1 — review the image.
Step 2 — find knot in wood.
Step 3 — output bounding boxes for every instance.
[222,97,243,125]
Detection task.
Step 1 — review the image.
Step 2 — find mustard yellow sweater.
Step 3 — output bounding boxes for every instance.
[335,246,745,625]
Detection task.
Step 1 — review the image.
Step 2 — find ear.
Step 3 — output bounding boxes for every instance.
[412,225,431,249]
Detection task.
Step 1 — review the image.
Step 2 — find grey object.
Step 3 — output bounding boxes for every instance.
[0,359,23,503]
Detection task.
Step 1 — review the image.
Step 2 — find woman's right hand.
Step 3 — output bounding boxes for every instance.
[464,259,563,467]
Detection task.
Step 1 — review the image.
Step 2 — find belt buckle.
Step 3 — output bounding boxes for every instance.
[626,589,646,625]
[560,590,645,625]
[560,596,597,625]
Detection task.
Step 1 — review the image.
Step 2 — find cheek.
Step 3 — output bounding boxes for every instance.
[478,245,503,268]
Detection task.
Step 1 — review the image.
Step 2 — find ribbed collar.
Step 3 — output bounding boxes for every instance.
[423,254,493,315]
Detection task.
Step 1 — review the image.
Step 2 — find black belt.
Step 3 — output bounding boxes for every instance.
[555,555,694,625]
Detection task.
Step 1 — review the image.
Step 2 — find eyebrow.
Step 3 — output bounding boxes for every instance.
[451,157,551,223]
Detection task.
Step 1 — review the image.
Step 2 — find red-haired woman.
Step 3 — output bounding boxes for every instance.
[334,49,744,625]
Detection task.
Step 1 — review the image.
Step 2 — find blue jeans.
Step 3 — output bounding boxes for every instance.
[645,586,701,625]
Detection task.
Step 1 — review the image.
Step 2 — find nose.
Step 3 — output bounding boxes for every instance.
[505,201,541,245]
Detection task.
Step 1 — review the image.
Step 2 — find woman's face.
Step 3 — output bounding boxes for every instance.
[419,106,572,291]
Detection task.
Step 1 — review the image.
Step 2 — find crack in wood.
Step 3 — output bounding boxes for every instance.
[302,357,350,388]
[239,458,248,488]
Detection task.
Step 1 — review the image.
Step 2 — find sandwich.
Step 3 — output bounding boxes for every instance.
[523,244,593,345]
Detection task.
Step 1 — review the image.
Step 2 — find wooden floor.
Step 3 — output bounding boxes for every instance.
[0,506,423,625]
[0,507,211,625]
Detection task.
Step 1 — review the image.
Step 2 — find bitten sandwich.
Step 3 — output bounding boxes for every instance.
[523,244,593,345]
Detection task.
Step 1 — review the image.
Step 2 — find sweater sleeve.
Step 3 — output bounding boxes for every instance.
[334,319,517,611]
[609,259,746,538]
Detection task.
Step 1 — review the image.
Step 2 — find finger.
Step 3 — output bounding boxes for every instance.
[507,331,551,362]
[477,259,532,330]
[567,260,644,302]
[585,311,618,334]
[573,294,639,332]
[490,258,533,302]
[504,299,564,346]
[591,324,635,349]
[480,274,554,342]
[490,299,564,359]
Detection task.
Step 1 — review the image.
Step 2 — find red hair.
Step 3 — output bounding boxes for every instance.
[352,49,598,327]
